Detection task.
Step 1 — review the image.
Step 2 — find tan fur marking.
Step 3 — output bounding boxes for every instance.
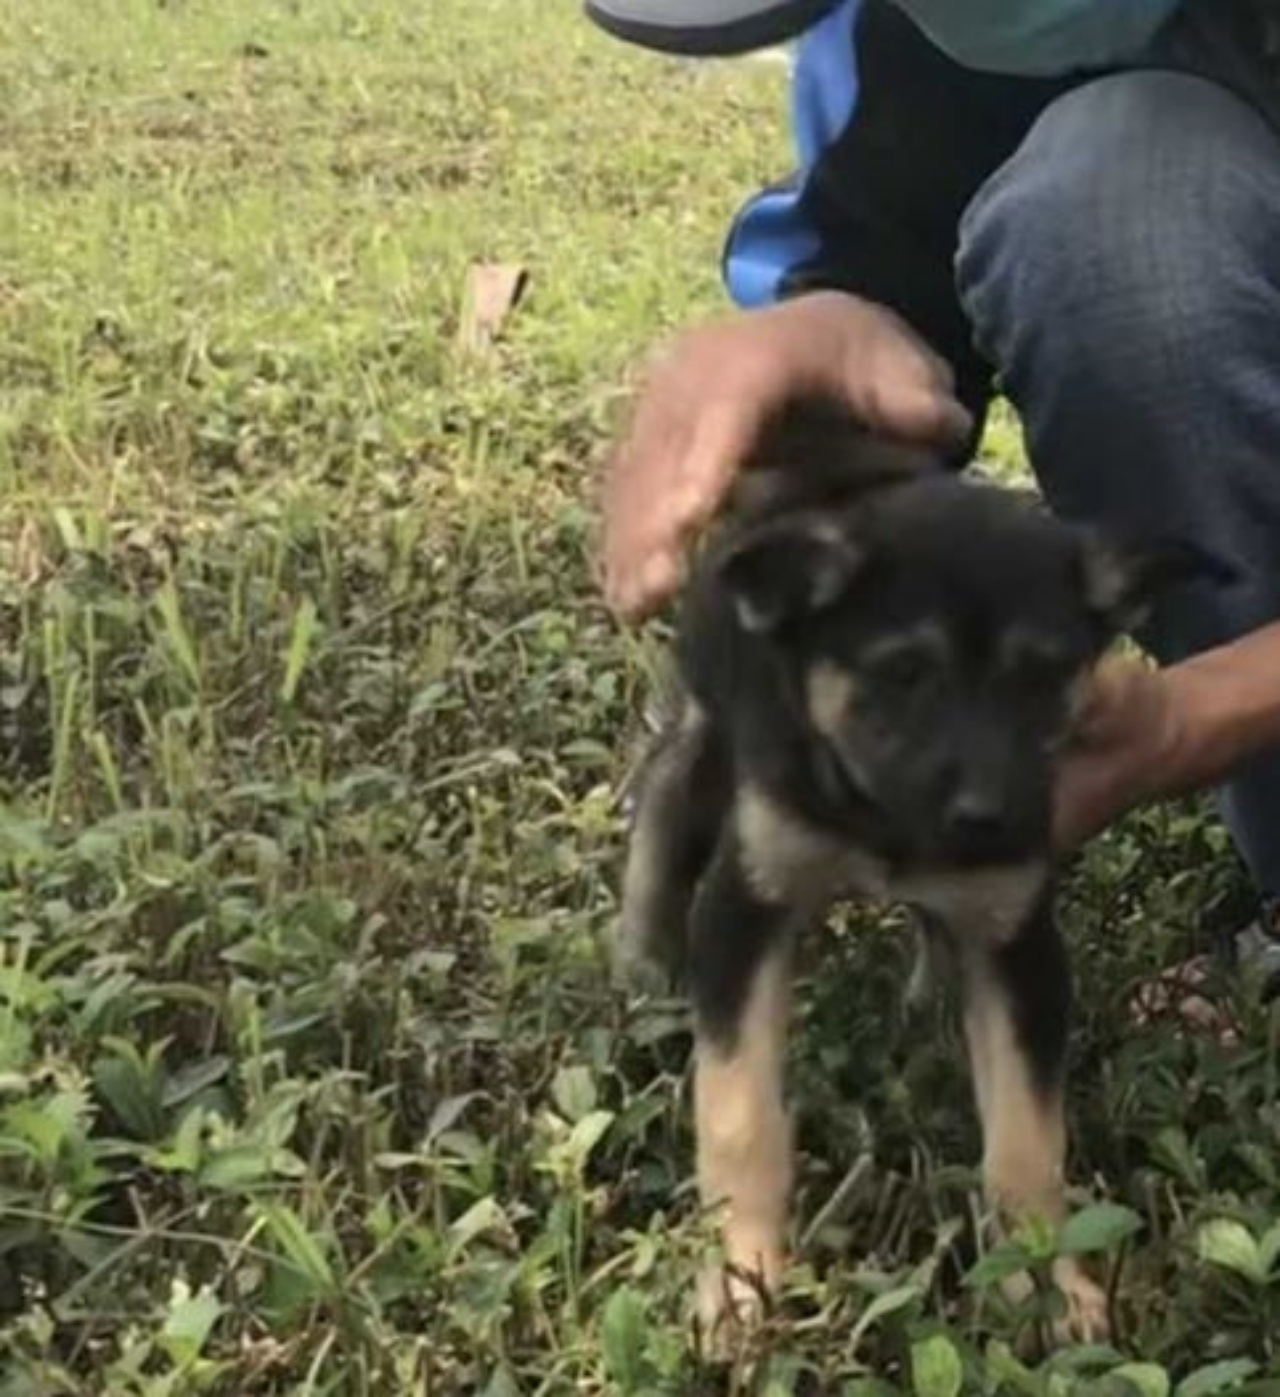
[735,784,1044,944]
[735,783,873,904]
[898,864,1046,947]
[805,661,858,740]
[963,952,1109,1342]
[695,949,793,1329]
[963,957,1065,1221]
[695,948,793,1334]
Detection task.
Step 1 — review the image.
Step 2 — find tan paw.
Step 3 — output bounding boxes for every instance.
[696,1264,773,1356]
[1050,1259,1110,1344]
[1003,1260,1110,1352]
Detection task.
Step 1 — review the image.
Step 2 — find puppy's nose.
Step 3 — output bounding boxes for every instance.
[944,790,1010,854]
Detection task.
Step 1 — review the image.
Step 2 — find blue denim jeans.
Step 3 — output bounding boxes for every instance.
[955,69,1280,900]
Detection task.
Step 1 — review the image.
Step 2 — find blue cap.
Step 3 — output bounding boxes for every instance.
[584,0,842,55]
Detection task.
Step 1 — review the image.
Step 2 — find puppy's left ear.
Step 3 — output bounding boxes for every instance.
[717,511,865,634]
[1081,532,1239,633]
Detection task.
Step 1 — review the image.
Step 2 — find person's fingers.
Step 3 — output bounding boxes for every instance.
[602,295,975,623]
[1052,758,1120,851]
[868,380,974,449]
[1051,660,1176,850]
[603,355,772,620]
[603,419,750,621]
[832,313,972,448]
[608,547,683,622]
[600,378,689,596]
[669,398,761,526]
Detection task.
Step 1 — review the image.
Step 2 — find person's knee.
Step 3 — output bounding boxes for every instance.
[956,71,1280,411]
[956,71,1280,665]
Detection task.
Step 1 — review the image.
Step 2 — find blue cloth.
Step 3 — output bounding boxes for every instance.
[723,0,1184,313]
[724,0,1070,418]
[723,0,862,308]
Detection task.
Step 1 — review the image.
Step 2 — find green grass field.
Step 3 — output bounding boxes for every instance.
[2,2,1280,1393]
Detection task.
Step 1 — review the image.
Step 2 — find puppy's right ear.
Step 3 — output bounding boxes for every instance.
[717,512,865,634]
[1081,532,1240,634]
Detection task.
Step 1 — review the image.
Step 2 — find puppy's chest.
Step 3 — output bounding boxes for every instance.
[735,784,1044,944]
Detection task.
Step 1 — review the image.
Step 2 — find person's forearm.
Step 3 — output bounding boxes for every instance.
[1162,622,1280,796]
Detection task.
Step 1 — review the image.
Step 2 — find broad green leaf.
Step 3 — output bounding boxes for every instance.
[984,1339,1037,1394]
[963,1243,1032,1289]
[600,1286,648,1393]
[481,1367,523,1397]
[1,1089,90,1163]
[551,1065,596,1123]
[199,1145,276,1192]
[147,1105,206,1174]
[1047,1344,1125,1373]
[1257,1220,1280,1277]
[162,1055,230,1108]
[93,1054,165,1141]
[1151,1127,1203,1190]
[253,1201,337,1294]
[1174,1359,1260,1397]
[1057,1203,1143,1256]
[562,1109,614,1175]
[0,1018,34,1076]
[849,1283,924,1349]
[1196,1219,1265,1284]
[1232,1141,1277,1188]
[1111,1363,1171,1397]
[448,1195,511,1256]
[160,1280,224,1367]
[426,1092,479,1145]
[911,1334,963,1397]
[1010,1210,1059,1262]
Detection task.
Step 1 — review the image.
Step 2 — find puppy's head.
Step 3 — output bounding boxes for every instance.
[717,477,1229,866]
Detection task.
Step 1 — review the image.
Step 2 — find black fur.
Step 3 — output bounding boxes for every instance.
[688,832,793,1047]
[989,887,1073,1097]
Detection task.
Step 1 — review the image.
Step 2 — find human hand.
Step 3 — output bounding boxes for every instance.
[1053,657,1183,851]
[599,291,973,621]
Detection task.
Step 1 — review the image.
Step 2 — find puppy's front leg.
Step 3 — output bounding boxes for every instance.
[688,834,795,1341]
[617,696,726,986]
[961,900,1109,1344]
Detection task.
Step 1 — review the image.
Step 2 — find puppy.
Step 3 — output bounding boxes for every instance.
[615,420,1224,1345]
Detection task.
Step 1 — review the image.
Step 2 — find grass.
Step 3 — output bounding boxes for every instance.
[1,1,1279,1392]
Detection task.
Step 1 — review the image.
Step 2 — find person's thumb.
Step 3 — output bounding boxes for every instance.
[883,382,973,449]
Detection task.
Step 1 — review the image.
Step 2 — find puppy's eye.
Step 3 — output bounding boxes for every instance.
[860,628,950,696]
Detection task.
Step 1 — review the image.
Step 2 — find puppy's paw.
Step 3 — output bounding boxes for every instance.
[1050,1258,1110,1344]
[696,1264,772,1357]
[609,914,682,995]
[1005,1259,1110,1355]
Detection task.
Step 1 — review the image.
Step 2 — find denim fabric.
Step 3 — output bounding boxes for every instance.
[956,69,1280,897]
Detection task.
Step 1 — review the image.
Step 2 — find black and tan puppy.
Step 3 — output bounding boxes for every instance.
[615,420,1224,1344]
